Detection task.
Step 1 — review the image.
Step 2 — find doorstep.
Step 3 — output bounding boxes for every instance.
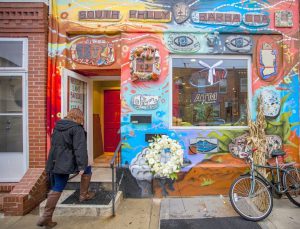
[66,167,116,191]
[39,190,123,217]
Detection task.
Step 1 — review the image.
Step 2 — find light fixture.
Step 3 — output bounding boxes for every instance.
[190,59,196,62]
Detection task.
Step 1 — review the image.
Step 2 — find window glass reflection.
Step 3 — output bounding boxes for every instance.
[0,76,22,113]
[0,116,23,152]
[0,41,23,67]
[172,58,248,127]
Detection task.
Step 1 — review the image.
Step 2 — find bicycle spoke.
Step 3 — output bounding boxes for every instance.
[284,168,300,206]
[230,175,272,221]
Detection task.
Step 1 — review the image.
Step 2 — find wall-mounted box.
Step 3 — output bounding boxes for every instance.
[145,133,166,142]
[130,114,152,124]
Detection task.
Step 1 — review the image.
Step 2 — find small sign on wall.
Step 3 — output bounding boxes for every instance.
[79,10,121,21]
[70,37,115,66]
[192,92,218,104]
[129,10,171,22]
[131,95,159,110]
[68,77,85,112]
[189,138,218,154]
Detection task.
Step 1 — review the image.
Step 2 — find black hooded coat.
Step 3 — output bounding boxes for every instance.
[46,119,88,174]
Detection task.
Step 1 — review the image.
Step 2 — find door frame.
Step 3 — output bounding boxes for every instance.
[61,68,93,164]
[62,69,121,162]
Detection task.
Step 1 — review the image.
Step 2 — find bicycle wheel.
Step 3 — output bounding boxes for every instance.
[229,175,273,221]
[283,168,300,207]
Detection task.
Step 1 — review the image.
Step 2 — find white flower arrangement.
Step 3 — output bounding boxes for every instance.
[145,135,184,180]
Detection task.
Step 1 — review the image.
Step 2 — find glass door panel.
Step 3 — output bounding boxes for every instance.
[0,74,25,181]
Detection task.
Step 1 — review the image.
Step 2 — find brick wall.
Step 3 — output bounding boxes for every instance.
[3,169,48,216]
[0,2,48,168]
[0,183,15,193]
[27,32,48,168]
[0,2,48,215]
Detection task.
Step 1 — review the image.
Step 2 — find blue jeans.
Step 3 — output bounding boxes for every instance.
[51,166,92,192]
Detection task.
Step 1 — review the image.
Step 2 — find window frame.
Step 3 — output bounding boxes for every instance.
[169,54,252,130]
[240,77,248,93]
[219,79,227,94]
[0,38,28,71]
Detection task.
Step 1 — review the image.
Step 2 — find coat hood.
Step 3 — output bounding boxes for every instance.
[54,119,80,131]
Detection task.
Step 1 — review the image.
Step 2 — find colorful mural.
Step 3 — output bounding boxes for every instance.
[48,0,299,196]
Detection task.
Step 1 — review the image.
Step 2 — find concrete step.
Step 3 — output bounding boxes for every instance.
[68,167,115,183]
[66,167,116,191]
[39,190,123,217]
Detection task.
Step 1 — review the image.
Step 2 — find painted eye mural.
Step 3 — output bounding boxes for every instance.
[225,35,253,53]
[166,33,200,53]
[174,36,193,47]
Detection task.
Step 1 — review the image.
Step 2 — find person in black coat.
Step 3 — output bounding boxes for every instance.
[37,108,95,228]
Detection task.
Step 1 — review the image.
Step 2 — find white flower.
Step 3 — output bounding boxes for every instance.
[145,135,184,179]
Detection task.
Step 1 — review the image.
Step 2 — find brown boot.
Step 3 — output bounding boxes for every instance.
[79,174,96,202]
[37,191,62,228]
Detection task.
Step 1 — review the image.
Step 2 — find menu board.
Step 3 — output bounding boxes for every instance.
[68,77,85,112]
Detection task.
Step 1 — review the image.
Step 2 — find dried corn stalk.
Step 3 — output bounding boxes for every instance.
[247,95,267,177]
[247,96,268,211]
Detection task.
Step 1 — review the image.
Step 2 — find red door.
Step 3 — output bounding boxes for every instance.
[104,90,120,152]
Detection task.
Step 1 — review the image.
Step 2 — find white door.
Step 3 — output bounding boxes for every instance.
[61,68,93,165]
[0,73,28,182]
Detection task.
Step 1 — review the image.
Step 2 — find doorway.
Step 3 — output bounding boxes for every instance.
[62,68,121,167]
[93,81,120,167]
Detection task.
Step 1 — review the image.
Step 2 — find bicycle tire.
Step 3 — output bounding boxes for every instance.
[283,168,300,207]
[229,175,273,221]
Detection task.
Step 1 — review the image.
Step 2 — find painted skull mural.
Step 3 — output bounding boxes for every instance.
[48,0,300,197]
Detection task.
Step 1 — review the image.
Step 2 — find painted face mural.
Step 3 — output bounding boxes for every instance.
[48,0,299,197]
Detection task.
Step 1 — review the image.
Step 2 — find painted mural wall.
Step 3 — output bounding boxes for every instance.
[48,0,299,196]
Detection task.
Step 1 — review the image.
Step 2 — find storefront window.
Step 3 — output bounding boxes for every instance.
[172,56,249,128]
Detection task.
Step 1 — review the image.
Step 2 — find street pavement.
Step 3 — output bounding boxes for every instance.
[0,196,299,229]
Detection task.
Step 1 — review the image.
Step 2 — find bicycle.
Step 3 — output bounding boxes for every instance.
[229,148,300,221]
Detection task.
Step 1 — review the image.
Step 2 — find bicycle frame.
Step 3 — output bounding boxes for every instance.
[248,158,291,195]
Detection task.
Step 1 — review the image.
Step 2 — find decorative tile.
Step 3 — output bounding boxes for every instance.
[275,11,293,27]
[130,45,161,82]
[189,138,218,154]
[172,2,190,24]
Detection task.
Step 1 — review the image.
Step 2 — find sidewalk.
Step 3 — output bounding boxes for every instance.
[0,196,299,229]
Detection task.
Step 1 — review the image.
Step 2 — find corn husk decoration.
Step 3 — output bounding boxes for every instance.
[247,95,268,177]
[247,95,269,211]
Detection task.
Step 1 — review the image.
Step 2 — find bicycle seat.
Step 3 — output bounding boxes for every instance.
[271,149,286,157]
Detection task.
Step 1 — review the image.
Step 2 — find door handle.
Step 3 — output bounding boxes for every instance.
[6,120,11,130]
